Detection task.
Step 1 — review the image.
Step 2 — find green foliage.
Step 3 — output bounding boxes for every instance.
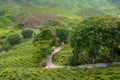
[53,37,61,46]
[44,19,59,26]
[33,28,54,64]
[56,28,69,43]
[0,39,7,45]
[16,23,24,29]
[0,10,6,16]
[0,45,2,52]
[0,16,13,28]
[21,28,33,38]
[33,28,54,49]
[97,16,120,62]
[0,0,119,23]
[0,0,120,79]
[70,15,120,65]
[3,44,12,51]
[53,44,73,66]
[0,66,120,80]
[0,39,38,68]
[68,55,78,66]
[0,35,6,39]
[0,49,36,69]
[7,34,22,45]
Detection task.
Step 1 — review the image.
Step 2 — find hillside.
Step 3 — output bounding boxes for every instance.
[0,0,119,27]
[0,1,120,80]
[1,66,120,80]
[109,0,120,8]
[0,0,120,16]
[0,39,120,79]
[0,0,119,30]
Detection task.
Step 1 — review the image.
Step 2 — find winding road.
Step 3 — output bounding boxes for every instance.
[46,45,120,68]
[46,46,63,68]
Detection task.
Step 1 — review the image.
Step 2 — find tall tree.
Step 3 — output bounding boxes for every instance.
[33,28,54,64]
[71,16,102,64]
[70,15,120,64]
[100,16,120,62]
[56,28,69,44]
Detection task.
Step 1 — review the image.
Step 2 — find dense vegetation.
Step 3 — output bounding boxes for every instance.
[1,66,120,80]
[33,28,54,65]
[21,29,33,38]
[0,0,120,80]
[70,15,120,65]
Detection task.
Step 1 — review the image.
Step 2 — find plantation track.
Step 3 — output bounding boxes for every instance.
[46,45,120,68]
[46,46,63,68]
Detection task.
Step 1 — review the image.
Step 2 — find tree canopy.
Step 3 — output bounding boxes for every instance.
[70,15,120,65]
[33,28,54,64]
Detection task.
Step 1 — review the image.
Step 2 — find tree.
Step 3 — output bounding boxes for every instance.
[56,28,69,44]
[7,34,21,45]
[21,29,33,38]
[70,15,120,65]
[100,16,120,62]
[33,28,54,65]
[70,16,102,64]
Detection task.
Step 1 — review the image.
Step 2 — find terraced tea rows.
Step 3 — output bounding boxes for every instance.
[0,48,37,69]
[0,66,120,80]
[0,48,35,59]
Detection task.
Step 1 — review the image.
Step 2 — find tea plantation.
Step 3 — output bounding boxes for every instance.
[0,66,120,80]
[0,38,120,80]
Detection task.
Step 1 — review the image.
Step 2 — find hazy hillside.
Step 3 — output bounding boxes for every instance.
[0,0,119,34]
[0,0,120,16]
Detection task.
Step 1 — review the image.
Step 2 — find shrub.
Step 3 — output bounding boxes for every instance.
[3,44,12,51]
[44,19,59,26]
[68,55,79,66]
[7,34,21,45]
[0,45,2,52]
[21,29,33,38]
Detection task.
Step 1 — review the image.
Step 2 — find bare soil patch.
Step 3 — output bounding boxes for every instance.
[23,14,57,28]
